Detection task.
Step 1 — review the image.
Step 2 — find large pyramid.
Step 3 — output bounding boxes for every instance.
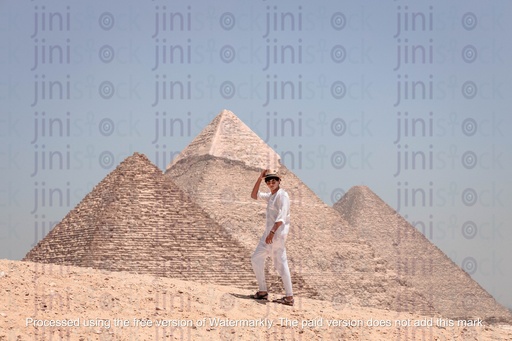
[24,153,260,288]
[333,186,512,322]
[166,109,280,172]
[165,110,432,313]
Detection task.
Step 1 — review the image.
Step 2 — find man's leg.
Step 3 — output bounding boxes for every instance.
[251,240,269,293]
[272,237,293,297]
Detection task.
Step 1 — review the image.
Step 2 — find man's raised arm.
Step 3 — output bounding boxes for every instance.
[251,169,267,199]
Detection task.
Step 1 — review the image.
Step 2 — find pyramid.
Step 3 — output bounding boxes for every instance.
[167,109,280,172]
[333,186,512,322]
[23,153,261,288]
[165,110,433,312]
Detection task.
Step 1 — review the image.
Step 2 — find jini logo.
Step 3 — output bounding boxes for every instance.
[31,38,71,71]
[151,6,192,38]
[263,38,303,71]
[393,111,434,145]
[393,38,433,71]
[151,111,192,144]
[31,144,71,177]
[396,181,434,212]
[31,181,71,214]
[31,5,71,38]
[393,5,434,39]
[152,74,191,107]
[152,38,192,71]
[262,5,303,38]
[31,112,71,145]
[393,144,434,177]
[31,74,71,107]
[394,74,434,107]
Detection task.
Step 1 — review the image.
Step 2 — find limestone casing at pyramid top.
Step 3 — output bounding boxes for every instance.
[166,110,281,171]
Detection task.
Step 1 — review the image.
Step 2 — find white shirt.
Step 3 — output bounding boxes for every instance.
[257,188,290,237]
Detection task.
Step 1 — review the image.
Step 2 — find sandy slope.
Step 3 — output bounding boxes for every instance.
[1,259,511,341]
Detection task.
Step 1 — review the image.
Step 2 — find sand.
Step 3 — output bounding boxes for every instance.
[1,259,511,341]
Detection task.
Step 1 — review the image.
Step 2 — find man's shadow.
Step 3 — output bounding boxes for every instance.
[230,293,269,305]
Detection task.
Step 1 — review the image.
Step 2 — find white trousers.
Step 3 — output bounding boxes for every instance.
[251,235,293,296]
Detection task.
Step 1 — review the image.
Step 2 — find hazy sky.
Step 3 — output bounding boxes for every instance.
[1,0,511,309]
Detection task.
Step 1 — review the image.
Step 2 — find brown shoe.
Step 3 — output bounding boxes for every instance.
[273,296,294,306]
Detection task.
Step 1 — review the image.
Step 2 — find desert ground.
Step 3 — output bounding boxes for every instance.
[1,259,511,341]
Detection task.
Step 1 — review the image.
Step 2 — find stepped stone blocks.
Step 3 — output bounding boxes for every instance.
[333,186,512,322]
[165,110,432,312]
[24,153,260,289]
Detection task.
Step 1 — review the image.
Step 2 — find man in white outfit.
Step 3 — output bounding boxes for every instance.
[250,169,294,306]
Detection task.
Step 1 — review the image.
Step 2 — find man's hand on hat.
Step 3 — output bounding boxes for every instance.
[260,169,268,179]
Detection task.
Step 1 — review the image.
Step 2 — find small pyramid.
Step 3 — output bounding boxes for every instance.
[334,186,512,322]
[165,110,431,312]
[23,153,259,288]
[167,109,280,171]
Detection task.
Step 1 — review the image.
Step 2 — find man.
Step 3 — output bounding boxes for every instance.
[250,169,293,306]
